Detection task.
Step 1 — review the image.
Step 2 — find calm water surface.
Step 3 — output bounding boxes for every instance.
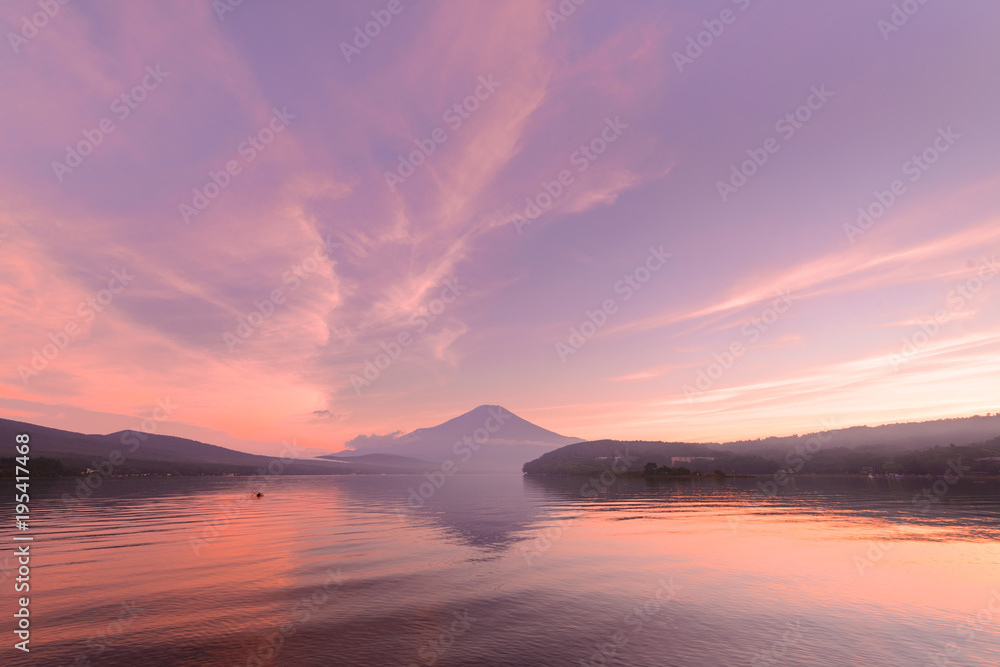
[4,474,1000,666]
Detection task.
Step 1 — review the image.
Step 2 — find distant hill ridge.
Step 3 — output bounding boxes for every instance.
[523,414,1000,476]
[2,410,997,477]
[0,418,427,476]
[715,413,1000,454]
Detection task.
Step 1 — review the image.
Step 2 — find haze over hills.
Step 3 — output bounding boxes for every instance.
[523,414,1000,476]
[0,417,430,476]
[0,405,582,476]
[322,405,584,472]
[4,410,999,478]
[714,414,1000,454]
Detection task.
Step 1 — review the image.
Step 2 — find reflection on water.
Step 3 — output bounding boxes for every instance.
[4,474,1000,666]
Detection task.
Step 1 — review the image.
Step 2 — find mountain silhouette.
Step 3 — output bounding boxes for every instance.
[323,405,583,472]
[0,417,429,476]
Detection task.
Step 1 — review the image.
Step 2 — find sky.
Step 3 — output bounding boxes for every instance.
[1,0,999,456]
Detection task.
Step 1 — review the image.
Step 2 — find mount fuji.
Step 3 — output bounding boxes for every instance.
[320,405,583,472]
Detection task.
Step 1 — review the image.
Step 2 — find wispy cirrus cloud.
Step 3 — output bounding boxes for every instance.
[1,0,998,449]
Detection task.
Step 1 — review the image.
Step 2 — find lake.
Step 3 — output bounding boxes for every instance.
[5,473,1000,666]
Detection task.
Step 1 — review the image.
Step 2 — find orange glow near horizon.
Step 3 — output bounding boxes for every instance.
[0,1,997,454]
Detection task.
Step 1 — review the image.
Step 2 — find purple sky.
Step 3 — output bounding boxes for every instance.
[2,0,999,455]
